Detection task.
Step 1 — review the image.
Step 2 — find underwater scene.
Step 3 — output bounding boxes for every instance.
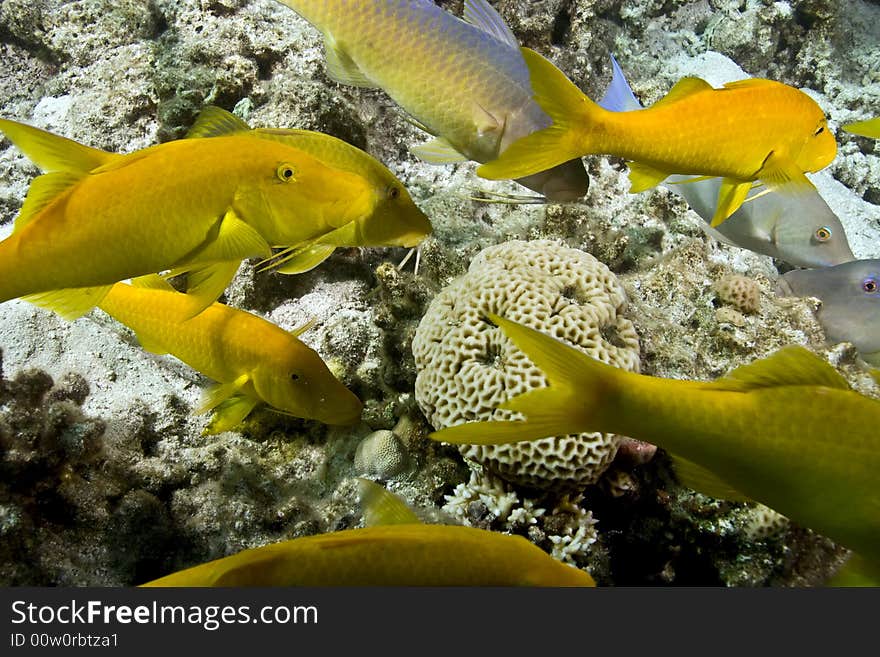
[0,0,878,587]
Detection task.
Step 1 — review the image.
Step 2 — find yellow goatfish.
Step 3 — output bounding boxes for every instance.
[478,48,837,225]
[141,479,595,586]
[432,315,880,570]
[80,276,363,433]
[843,117,880,139]
[0,107,431,318]
[274,0,589,201]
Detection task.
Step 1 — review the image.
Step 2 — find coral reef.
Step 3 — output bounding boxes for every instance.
[413,239,641,490]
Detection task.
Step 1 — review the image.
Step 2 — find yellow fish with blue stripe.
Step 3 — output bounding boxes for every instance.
[274,0,589,201]
[141,479,595,586]
[432,314,880,574]
[57,276,363,433]
[0,107,431,318]
[478,48,837,225]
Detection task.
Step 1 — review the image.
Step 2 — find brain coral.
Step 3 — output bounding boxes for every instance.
[412,240,641,490]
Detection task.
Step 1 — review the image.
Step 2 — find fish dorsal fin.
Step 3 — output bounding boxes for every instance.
[669,454,753,502]
[23,284,114,321]
[185,106,250,138]
[14,171,83,231]
[410,136,468,164]
[463,0,518,48]
[651,77,713,108]
[598,54,643,113]
[130,274,176,292]
[710,346,851,392]
[323,34,377,88]
[0,117,119,173]
[721,78,776,91]
[356,478,421,527]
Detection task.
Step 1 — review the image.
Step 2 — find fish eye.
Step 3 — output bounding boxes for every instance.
[386,185,401,200]
[814,226,832,242]
[290,372,301,381]
[863,277,878,294]
[277,163,296,182]
[814,126,825,136]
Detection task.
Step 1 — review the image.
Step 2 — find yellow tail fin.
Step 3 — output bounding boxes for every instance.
[477,48,597,181]
[430,314,620,446]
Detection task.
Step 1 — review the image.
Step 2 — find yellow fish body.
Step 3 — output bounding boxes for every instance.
[432,315,880,566]
[0,107,431,317]
[843,117,880,139]
[479,48,837,224]
[142,479,595,586]
[93,277,362,432]
[275,0,589,200]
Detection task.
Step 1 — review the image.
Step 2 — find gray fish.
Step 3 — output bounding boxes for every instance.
[777,260,880,365]
[599,55,855,267]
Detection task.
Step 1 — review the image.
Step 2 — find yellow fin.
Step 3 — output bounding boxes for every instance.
[203,394,260,435]
[710,178,753,227]
[628,161,671,193]
[130,274,175,292]
[198,208,272,262]
[194,373,251,416]
[721,78,778,91]
[289,316,317,338]
[180,260,240,317]
[870,369,880,386]
[477,47,593,181]
[432,314,616,446]
[650,77,713,108]
[842,117,880,139]
[757,151,817,196]
[14,171,83,231]
[710,346,850,392]
[24,284,114,321]
[0,117,119,173]
[185,106,250,138]
[669,454,752,502]
[323,34,376,88]
[410,137,468,164]
[273,244,336,275]
[356,478,421,527]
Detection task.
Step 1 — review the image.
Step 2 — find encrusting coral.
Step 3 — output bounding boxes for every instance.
[413,240,641,490]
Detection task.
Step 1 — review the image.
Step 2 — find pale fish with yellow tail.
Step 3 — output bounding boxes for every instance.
[843,117,880,139]
[478,48,836,226]
[431,314,880,572]
[141,479,595,586]
[0,106,431,318]
[73,276,362,433]
[274,0,589,201]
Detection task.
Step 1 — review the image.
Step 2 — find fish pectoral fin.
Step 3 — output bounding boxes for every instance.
[472,101,504,138]
[0,117,120,173]
[357,479,421,527]
[711,345,851,392]
[410,137,469,164]
[323,35,376,88]
[710,178,753,227]
[259,243,337,275]
[627,162,670,193]
[185,106,250,138]
[194,373,252,417]
[23,284,115,321]
[669,454,753,502]
[203,394,261,435]
[130,274,176,292]
[463,0,518,47]
[651,77,713,108]
[757,151,816,196]
[187,207,272,264]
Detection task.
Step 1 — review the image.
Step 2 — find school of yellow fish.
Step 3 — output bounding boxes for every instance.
[1,0,878,587]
